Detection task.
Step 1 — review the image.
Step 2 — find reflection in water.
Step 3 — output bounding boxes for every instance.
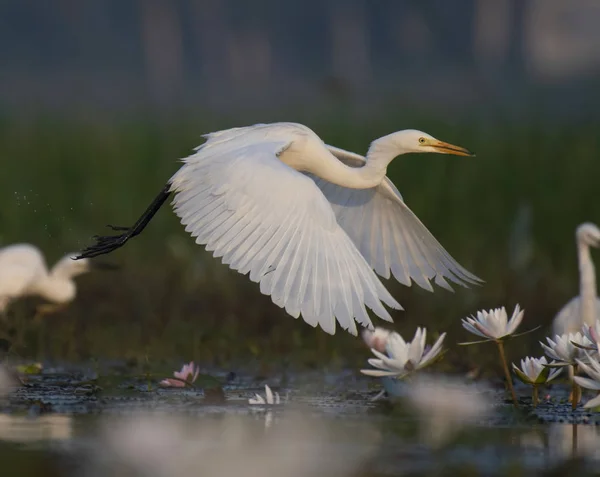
[250,408,276,429]
[83,413,379,477]
[0,414,73,443]
[406,375,493,447]
[550,424,600,461]
[1,409,600,475]
[520,424,600,463]
[2,375,600,477]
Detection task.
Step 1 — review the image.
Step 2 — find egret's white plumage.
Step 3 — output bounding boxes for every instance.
[78,122,482,336]
[553,223,600,336]
[0,244,91,313]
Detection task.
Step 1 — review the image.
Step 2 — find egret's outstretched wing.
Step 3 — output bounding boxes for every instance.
[169,136,401,335]
[552,296,600,335]
[312,145,483,292]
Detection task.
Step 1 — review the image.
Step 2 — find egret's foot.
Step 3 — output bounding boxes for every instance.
[77,231,130,259]
[77,184,172,260]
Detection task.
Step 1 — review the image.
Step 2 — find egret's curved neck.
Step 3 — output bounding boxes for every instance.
[364,133,409,175]
[287,134,403,189]
[333,133,408,188]
[578,240,597,325]
[311,155,389,189]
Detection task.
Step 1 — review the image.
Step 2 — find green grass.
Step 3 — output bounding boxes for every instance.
[0,109,598,373]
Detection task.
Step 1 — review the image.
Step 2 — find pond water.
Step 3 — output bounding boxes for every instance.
[2,364,600,477]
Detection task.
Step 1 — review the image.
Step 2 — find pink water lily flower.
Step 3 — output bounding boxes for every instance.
[362,327,392,353]
[582,321,600,351]
[159,361,200,387]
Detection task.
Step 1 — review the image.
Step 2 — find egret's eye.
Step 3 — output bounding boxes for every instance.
[418,137,426,144]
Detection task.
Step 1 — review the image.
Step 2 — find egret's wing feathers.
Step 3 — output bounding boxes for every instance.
[169,135,400,335]
[319,145,482,291]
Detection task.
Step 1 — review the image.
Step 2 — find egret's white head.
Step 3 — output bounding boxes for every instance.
[577,222,600,248]
[392,129,475,156]
[367,129,474,164]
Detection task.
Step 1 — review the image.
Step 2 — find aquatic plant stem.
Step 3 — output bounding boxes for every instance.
[532,385,539,408]
[496,340,518,408]
[571,364,580,411]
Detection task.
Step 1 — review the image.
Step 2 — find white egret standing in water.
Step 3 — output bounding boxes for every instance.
[0,243,105,316]
[76,122,482,335]
[553,223,600,336]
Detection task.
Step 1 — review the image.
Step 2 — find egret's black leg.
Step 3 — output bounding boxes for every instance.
[106,225,131,231]
[75,183,172,259]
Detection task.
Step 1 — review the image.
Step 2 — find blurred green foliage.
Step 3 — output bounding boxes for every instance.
[0,109,598,374]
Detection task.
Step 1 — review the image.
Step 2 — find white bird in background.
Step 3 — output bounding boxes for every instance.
[553,223,600,336]
[77,122,482,335]
[0,243,96,316]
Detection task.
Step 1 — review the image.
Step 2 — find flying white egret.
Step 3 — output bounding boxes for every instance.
[76,122,482,335]
[553,223,600,336]
[0,243,105,316]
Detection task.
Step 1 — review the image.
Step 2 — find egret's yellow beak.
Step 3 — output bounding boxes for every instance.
[429,139,475,157]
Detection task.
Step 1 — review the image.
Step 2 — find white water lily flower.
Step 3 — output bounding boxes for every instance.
[512,356,562,385]
[461,305,524,341]
[574,353,600,409]
[361,327,446,378]
[249,385,281,405]
[541,332,594,366]
[362,327,392,353]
